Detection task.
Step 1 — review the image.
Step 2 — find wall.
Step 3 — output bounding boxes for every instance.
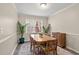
[0,4,18,54]
[48,4,79,53]
[18,14,48,41]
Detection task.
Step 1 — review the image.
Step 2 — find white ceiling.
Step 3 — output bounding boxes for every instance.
[15,3,72,17]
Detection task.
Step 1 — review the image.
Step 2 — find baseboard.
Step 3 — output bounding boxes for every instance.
[11,44,18,55]
[66,46,79,54]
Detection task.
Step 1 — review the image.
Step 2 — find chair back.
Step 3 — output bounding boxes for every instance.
[46,40,57,48]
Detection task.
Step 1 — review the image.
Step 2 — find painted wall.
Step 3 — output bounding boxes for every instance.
[48,4,79,53]
[0,4,18,54]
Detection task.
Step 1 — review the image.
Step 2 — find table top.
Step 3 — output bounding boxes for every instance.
[30,34,56,42]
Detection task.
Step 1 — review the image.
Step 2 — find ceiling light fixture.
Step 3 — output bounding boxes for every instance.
[40,3,47,8]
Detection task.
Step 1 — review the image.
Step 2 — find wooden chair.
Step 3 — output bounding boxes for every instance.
[30,36,41,54]
[40,39,57,55]
[30,36,33,51]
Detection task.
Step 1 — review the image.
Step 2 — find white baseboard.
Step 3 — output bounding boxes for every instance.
[11,44,18,55]
[66,46,79,53]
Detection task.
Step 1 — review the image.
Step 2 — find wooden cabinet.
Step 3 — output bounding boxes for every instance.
[52,32,66,48]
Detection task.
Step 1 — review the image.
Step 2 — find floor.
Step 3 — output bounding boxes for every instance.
[14,42,78,55]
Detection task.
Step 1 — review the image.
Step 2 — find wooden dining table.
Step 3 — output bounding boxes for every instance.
[30,34,57,54]
[30,34,56,42]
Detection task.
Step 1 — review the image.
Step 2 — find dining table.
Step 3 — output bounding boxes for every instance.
[30,33,57,54]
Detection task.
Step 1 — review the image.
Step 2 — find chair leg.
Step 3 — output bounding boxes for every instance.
[33,45,35,55]
[30,44,32,51]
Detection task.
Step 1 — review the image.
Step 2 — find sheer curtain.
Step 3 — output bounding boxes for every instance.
[18,14,48,41]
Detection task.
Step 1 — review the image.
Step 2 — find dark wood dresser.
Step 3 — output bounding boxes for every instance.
[52,32,66,48]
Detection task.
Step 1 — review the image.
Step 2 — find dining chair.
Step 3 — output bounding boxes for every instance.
[40,39,57,55]
[30,36,41,54]
[30,36,33,51]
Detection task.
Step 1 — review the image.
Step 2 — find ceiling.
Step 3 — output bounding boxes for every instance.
[15,3,72,17]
